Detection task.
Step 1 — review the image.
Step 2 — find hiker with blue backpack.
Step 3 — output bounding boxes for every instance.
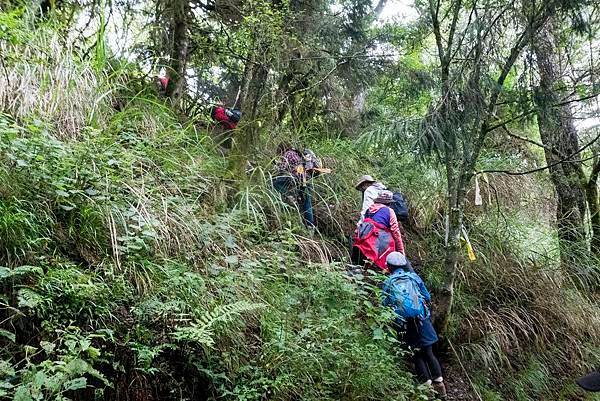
[382,252,447,398]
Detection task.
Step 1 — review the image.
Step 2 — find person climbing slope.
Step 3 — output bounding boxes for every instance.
[212,105,241,130]
[355,175,387,225]
[355,175,410,226]
[156,76,169,95]
[352,190,405,270]
[211,104,241,149]
[272,143,323,228]
[381,252,446,399]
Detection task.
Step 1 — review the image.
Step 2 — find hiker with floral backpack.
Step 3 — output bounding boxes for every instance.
[382,252,446,399]
[352,190,405,270]
[272,143,326,228]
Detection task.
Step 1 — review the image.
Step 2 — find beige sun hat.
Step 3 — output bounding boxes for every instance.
[354,174,376,190]
[373,190,394,204]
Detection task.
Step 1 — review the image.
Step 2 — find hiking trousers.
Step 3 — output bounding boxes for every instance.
[272,176,314,227]
[413,345,442,383]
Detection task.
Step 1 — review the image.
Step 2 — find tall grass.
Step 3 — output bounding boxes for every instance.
[0,17,115,139]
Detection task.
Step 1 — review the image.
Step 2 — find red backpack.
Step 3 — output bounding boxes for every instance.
[352,215,395,271]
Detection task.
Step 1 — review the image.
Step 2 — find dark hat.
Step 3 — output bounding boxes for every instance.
[577,370,600,392]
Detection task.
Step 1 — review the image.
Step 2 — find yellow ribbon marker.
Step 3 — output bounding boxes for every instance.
[461,226,477,261]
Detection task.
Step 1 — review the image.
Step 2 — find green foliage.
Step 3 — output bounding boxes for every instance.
[0,4,599,401]
[174,301,265,347]
[1,328,110,400]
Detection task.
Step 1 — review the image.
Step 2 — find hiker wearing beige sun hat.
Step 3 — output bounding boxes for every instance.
[355,175,387,225]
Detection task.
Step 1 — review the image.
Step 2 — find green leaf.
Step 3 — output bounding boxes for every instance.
[17,289,43,309]
[63,377,87,391]
[79,339,91,352]
[0,329,15,342]
[0,359,15,377]
[65,358,90,375]
[86,346,101,359]
[372,327,385,340]
[40,341,56,354]
[0,265,42,280]
[13,386,33,401]
[33,371,47,388]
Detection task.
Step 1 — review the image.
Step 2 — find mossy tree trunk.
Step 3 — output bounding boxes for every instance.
[227,51,269,181]
[533,22,588,267]
[165,0,191,103]
[587,156,600,256]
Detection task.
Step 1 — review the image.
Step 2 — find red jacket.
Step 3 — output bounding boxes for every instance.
[213,106,237,130]
[158,77,169,91]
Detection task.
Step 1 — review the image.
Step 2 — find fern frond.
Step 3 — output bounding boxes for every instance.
[173,301,264,347]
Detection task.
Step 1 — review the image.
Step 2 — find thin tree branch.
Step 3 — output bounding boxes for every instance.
[478,154,597,176]
[477,133,600,176]
[445,0,463,64]
[501,126,555,154]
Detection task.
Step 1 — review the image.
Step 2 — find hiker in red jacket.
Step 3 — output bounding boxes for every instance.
[212,106,240,130]
[153,76,170,96]
[352,190,405,270]
[211,105,241,149]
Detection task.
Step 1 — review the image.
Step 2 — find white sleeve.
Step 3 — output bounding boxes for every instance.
[358,186,377,224]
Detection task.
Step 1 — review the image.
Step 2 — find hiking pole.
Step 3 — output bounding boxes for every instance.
[232,85,242,109]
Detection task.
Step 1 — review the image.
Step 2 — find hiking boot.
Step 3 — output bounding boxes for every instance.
[432,381,447,400]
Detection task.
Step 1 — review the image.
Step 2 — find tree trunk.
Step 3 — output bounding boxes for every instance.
[165,0,190,102]
[435,201,463,334]
[435,149,472,334]
[587,156,600,255]
[533,22,587,266]
[227,54,268,179]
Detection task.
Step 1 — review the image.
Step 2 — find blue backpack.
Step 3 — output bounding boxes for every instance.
[385,273,425,319]
[390,191,409,224]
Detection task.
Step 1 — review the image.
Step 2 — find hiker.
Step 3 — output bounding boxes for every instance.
[211,105,241,149]
[355,175,409,226]
[577,369,600,392]
[382,252,446,398]
[355,175,387,225]
[157,76,169,93]
[272,144,321,227]
[352,190,405,270]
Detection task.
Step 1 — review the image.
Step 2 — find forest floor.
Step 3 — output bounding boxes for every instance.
[443,364,477,401]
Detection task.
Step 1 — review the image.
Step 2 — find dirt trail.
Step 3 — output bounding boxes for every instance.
[442,364,478,401]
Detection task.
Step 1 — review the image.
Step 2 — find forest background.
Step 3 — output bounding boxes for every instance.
[0,0,599,400]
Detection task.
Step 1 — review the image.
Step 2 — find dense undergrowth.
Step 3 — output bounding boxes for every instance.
[0,13,599,401]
